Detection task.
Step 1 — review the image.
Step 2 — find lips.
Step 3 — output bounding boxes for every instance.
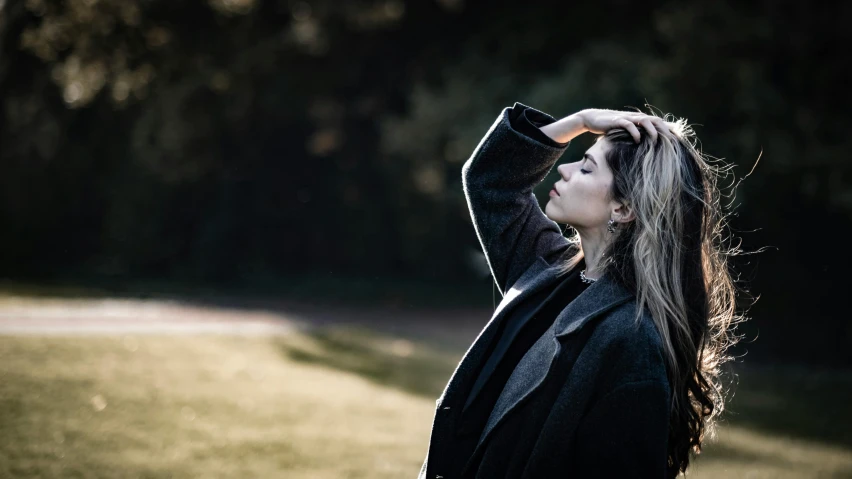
[551,184,560,196]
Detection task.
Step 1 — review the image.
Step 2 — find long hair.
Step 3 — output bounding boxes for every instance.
[555,113,747,476]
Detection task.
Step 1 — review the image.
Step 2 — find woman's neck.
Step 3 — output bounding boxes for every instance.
[578,230,607,279]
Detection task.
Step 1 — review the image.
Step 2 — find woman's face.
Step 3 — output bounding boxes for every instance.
[545,139,617,230]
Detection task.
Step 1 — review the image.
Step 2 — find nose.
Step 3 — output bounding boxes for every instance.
[557,163,571,180]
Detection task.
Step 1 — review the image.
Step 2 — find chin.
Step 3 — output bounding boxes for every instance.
[544,206,568,225]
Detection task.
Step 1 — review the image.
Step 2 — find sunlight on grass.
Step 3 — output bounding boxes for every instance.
[0,334,435,478]
[1,330,850,478]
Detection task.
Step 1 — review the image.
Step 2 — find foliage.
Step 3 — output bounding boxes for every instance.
[0,0,849,363]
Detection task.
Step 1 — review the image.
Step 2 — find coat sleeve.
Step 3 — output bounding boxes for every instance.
[573,379,672,478]
[461,102,573,297]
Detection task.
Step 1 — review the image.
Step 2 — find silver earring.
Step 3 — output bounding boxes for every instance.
[607,219,616,233]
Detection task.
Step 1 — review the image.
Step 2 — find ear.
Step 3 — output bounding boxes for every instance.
[613,201,635,224]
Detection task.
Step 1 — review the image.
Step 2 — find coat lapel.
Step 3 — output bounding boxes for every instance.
[469,264,635,459]
[437,256,557,407]
[491,256,556,322]
[461,257,564,413]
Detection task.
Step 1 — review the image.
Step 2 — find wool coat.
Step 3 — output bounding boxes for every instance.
[417,103,673,478]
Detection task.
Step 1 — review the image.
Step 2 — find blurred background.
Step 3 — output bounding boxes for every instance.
[1,0,851,477]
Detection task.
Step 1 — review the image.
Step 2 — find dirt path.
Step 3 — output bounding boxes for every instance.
[0,297,301,335]
[0,296,490,348]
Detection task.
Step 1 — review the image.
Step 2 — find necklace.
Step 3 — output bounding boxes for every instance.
[579,269,597,284]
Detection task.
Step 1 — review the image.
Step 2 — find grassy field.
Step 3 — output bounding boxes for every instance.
[1,327,851,478]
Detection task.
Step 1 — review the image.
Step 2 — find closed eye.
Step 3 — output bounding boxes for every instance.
[580,168,591,174]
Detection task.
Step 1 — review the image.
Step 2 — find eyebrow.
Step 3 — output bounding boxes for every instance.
[583,153,597,166]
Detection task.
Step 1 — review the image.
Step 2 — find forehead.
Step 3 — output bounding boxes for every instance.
[585,139,611,166]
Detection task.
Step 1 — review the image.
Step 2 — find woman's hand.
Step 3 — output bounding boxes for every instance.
[577,109,671,143]
[539,108,670,144]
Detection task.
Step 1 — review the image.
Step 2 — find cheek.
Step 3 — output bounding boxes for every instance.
[576,180,613,218]
[571,178,610,201]
[596,181,612,200]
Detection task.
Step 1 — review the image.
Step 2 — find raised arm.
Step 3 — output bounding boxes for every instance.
[461,102,578,296]
[462,102,669,296]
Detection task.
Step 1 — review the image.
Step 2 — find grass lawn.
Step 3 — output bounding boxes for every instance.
[1,328,851,478]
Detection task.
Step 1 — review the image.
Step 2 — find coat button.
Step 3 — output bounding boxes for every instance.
[442,406,451,410]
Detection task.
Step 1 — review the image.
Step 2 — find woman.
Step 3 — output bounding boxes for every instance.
[418,102,743,478]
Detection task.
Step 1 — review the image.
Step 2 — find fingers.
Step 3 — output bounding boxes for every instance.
[621,114,671,143]
[638,118,658,143]
[649,117,671,136]
[616,119,642,143]
[595,109,672,143]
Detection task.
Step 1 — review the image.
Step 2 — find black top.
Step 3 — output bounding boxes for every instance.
[461,261,588,419]
[448,261,591,477]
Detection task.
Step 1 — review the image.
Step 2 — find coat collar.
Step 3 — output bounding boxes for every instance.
[492,255,634,339]
[465,255,635,464]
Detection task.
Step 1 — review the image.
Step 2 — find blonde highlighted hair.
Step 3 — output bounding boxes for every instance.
[556,112,747,476]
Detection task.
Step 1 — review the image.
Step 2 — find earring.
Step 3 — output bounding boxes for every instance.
[607,219,616,233]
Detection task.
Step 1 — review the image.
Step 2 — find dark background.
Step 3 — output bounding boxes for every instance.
[1,0,850,367]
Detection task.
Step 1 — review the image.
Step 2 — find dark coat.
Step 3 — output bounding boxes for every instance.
[418,103,673,478]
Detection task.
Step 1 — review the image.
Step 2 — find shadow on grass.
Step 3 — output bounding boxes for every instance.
[278,326,852,454]
[0,271,493,311]
[719,365,852,450]
[276,326,462,399]
[692,437,852,477]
